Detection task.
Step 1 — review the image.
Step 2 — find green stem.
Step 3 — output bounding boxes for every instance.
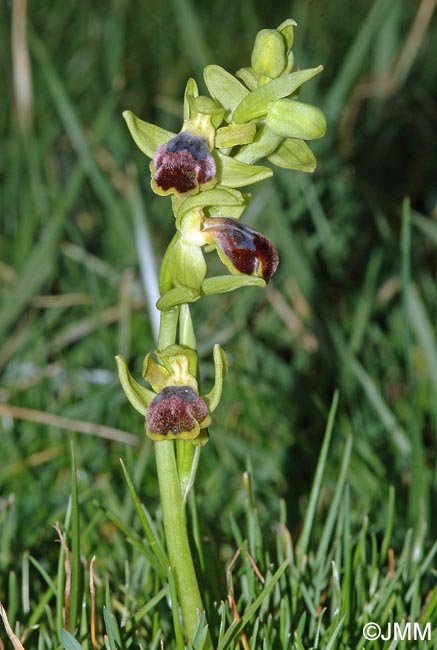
[177,304,198,500]
[155,305,212,647]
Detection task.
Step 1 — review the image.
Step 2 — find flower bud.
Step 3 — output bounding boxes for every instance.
[251,29,287,79]
[202,217,279,280]
[152,132,216,196]
[266,99,327,140]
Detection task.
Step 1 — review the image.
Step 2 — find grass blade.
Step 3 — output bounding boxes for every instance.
[296,391,339,562]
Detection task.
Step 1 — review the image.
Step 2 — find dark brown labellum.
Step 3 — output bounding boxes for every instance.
[203,217,279,279]
[153,133,216,195]
[146,385,209,436]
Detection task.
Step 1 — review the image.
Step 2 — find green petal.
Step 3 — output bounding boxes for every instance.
[123,110,175,158]
[184,78,199,121]
[216,150,273,188]
[142,353,170,393]
[203,65,249,118]
[202,275,265,296]
[215,123,256,148]
[193,96,225,127]
[266,99,327,140]
[235,67,258,91]
[115,355,155,416]
[232,66,323,124]
[205,344,228,413]
[268,138,317,172]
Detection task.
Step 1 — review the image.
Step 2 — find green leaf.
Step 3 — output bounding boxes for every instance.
[123,110,175,158]
[217,560,289,650]
[115,355,155,415]
[202,275,265,296]
[268,137,317,172]
[235,124,282,164]
[215,123,256,148]
[296,391,339,560]
[157,287,201,311]
[104,583,122,650]
[59,629,83,650]
[203,65,249,118]
[205,344,228,412]
[69,444,80,633]
[233,66,323,123]
[267,99,327,140]
[216,150,273,188]
[120,459,169,574]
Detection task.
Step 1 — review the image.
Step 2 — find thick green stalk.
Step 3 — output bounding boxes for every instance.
[155,306,212,647]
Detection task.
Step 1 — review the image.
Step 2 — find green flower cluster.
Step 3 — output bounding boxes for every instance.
[123,18,326,312]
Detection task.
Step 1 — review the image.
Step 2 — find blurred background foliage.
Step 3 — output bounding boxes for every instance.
[0,0,437,641]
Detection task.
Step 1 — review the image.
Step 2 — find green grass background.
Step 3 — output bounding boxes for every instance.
[1,0,436,648]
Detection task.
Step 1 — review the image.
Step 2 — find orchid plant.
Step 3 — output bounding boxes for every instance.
[116,19,326,646]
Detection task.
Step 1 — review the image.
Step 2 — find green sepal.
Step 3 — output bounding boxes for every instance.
[142,353,170,393]
[202,275,265,296]
[266,99,327,140]
[203,65,249,119]
[216,151,273,188]
[235,67,258,91]
[115,355,155,416]
[277,18,297,50]
[157,344,198,377]
[159,234,178,294]
[268,138,317,172]
[123,110,175,158]
[205,344,228,413]
[235,125,282,164]
[171,238,206,292]
[157,287,201,311]
[207,201,248,220]
[251,29,287,79]
[184,78,199,121]
[176,187,245,223]
[232,66,323,123]
[215,123,256,148]
[283,49,295,76]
